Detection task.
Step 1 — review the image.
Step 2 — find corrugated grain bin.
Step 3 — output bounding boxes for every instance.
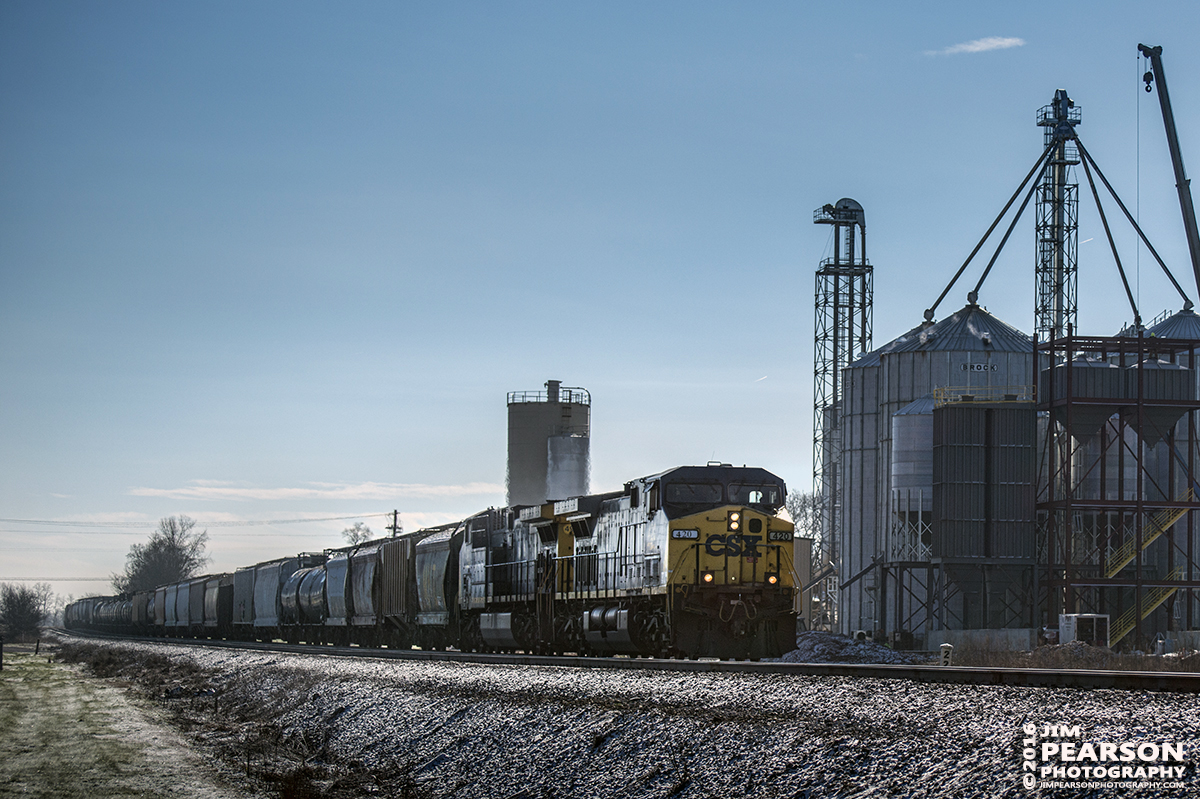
[933,401,1036,560]
[837,304,1033,634]
[891,395,935,498]
[1120,359,1194,446]
[1039,357,1122,441]
[838,348,886,635]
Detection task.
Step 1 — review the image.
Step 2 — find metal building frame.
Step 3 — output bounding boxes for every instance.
[813,200,872,631]
[1035,90,1081,344]
[1037,331,1200,649]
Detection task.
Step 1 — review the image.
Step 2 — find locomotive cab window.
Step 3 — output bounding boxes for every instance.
[728,483,784,511]
[663,482,724,516]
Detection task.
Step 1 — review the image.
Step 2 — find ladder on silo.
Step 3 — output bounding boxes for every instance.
[1104,489,1194,578]
[1110,567,1185,646]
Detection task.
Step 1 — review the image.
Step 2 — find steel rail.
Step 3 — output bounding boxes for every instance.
[55,629,1200,694]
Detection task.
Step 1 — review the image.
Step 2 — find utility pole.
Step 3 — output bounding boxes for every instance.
[386,510,403,537]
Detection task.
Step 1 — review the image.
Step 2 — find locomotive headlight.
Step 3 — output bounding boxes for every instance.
[727,511,741,531]
[767,573,779,585]
[702,571,715,583]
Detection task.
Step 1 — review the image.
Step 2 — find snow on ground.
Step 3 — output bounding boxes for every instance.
[59,638,1200,799]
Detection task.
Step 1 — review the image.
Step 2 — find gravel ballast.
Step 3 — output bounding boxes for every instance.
[59,638,1200,798]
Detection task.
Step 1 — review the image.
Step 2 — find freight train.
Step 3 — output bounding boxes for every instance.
[66,464,799,659]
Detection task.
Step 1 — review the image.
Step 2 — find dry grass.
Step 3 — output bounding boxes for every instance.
[56,640,432,799]
[1,643,249,798]
[950,640,1200,671]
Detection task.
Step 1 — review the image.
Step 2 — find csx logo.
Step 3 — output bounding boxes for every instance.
[704,534,762,557]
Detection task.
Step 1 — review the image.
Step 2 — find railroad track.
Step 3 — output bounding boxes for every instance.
[56,630,1200,693]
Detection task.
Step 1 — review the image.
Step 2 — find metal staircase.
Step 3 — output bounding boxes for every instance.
[1110,567,1185,645]
[1104,489,1194,578]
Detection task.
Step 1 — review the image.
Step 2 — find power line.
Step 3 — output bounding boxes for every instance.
[0,513,388,529]
[0,577,112,582]
[0,547,116,552]
[0,529,349,537]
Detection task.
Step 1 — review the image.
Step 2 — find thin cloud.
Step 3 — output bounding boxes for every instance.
[926,37,1025,57]
[129,481,505,502]
[59,511,155,525]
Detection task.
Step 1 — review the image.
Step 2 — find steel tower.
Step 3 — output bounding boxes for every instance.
[1035,90,1082,342]
[813,199,872,629]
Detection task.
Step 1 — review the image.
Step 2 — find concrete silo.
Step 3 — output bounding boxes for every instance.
[506,380,590,507]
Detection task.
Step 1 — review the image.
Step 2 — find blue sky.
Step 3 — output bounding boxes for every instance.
[2,2,1199,598]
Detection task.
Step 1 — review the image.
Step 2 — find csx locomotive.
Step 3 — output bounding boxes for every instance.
[66,464,799,659]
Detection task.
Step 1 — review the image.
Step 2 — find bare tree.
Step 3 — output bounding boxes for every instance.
[0,582,55,640]
[111,516,209,594]
[342,521,373,546]
[786,490,818,545]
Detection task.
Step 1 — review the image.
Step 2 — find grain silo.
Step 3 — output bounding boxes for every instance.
[932,397,1037,633]
[506,380,591,507]
[889,395,934,562]
[838,303,1035,644]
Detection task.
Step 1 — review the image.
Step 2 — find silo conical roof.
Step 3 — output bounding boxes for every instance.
[895,395,936,416]
[1147,308,1200,341]
[845,321,933,370]
[891,303,1032,353]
